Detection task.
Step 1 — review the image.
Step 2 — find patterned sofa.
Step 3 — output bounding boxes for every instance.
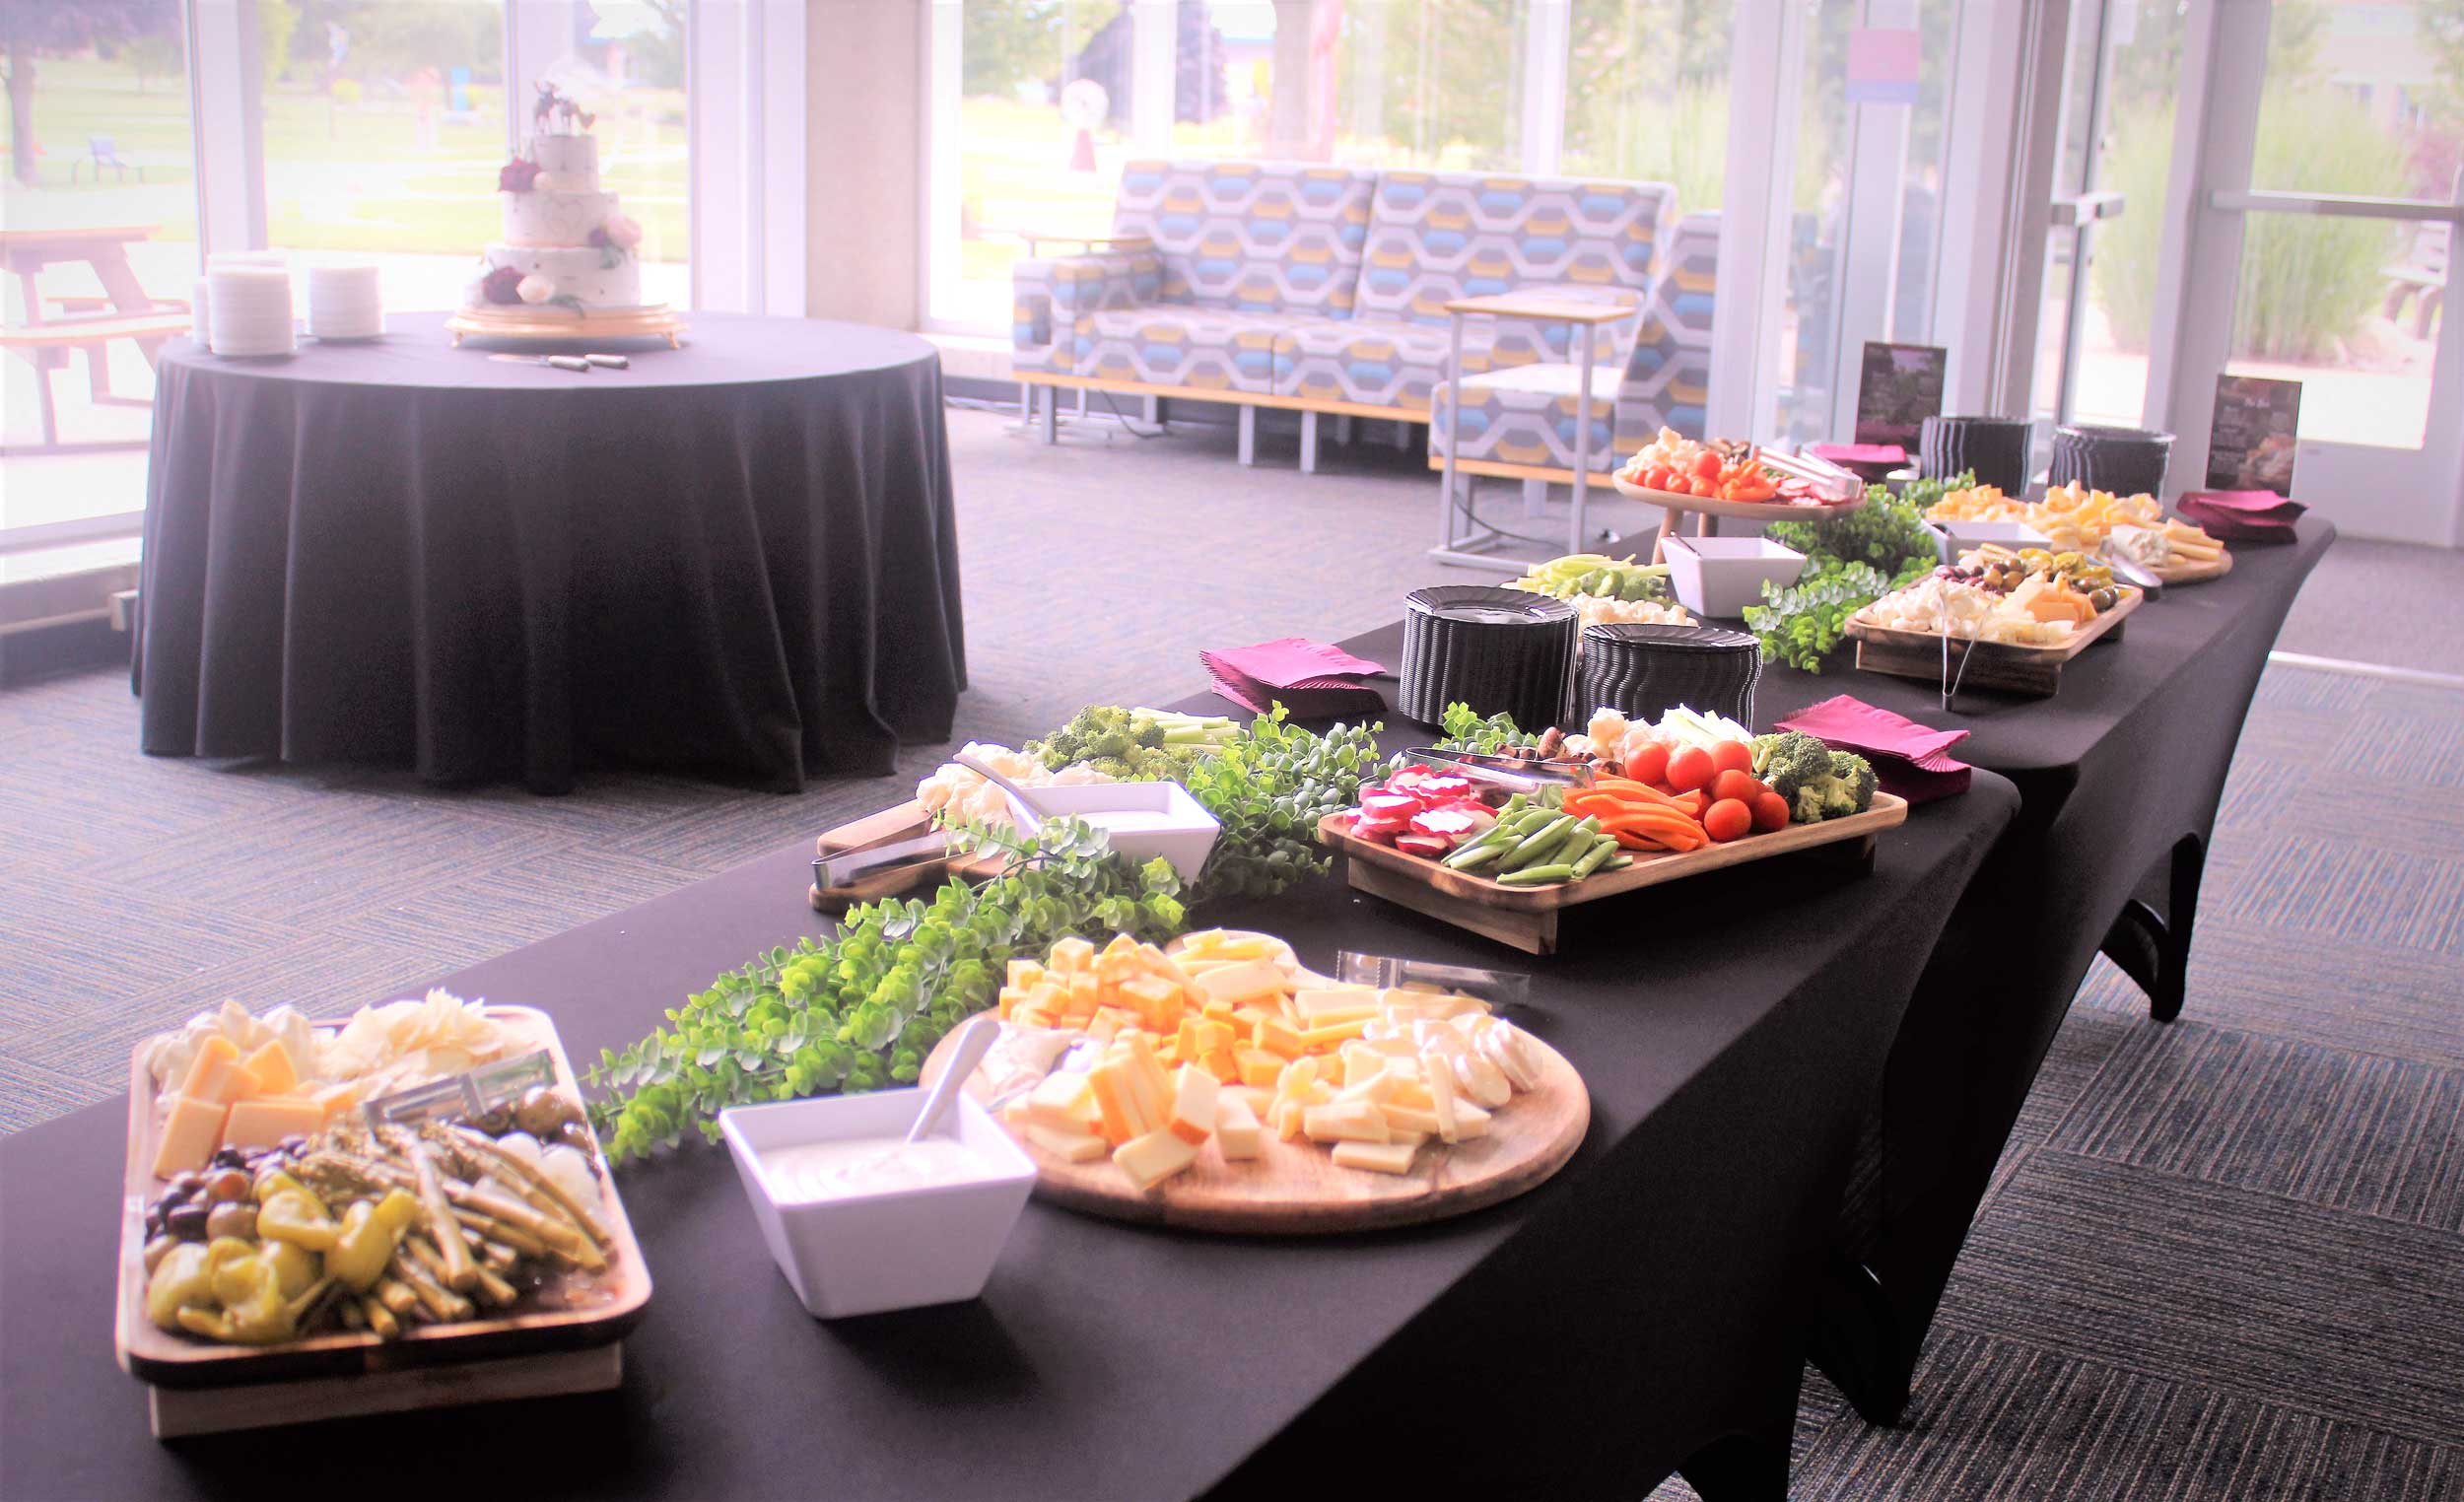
[1011,160,1717,478]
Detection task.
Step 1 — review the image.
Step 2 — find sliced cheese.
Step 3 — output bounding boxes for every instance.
[1331,1138,1422,1176]
[1302,1100,1389,1144]
[222,1093,326,1151]
[151,1093,228,1179]
[1166,1064,1219,1146]
[177,1036,250,1107]
[1026,1071,1096,1132]
[1024,1123,1109,1163]
[1112,1127,1199,1192]
[1215,1097,1263,1160]
[240,1038,299,1096]
[1192,959,1287,1008]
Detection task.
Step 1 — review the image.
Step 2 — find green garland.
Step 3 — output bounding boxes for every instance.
[1743,474,1967,673]
[585,708,1384,1163]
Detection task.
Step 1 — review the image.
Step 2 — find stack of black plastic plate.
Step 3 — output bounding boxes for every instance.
[1398,585,1578,729]
[1570,623,1760,728]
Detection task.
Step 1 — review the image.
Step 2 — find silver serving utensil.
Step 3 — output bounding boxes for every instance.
[909,1015,1000,1143]
[953,749,1050,827]
[1402,746,1597,792]
[582,352,629,369]
[2100,546,2163,596]
[811,831,959,890]
[487,353,592,372]
[982,1036,1104,1114]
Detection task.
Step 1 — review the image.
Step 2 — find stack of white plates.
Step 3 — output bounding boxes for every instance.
[206,261,296,358]
[306,262,382,340]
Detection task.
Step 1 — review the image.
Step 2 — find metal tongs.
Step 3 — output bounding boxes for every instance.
[811,831,959,891]
[2098,544,2164,596]
[1401,746,1597,794]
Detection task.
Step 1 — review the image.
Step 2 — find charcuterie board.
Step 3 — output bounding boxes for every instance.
[1316,796,1907,955]
[1844,586,2141,696]
[921,1024,1589,1234]
[809,800,1006,912]
[2152,550,2232,585]
[1610,473,1869,565]
[115,1006,650,1433]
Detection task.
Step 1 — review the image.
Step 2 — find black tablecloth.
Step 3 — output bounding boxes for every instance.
[136,312,966,792]
[1754,518,2336,1417]
[0,743,2017,1502]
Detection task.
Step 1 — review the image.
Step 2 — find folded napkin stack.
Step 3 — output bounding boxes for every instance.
[2175,489,2306,544]
[1201,638,1386,719]
[1810,443,1907,483]
[1777,694,1972,805]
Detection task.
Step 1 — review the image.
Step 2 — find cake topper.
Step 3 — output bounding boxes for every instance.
[531,81,596,136]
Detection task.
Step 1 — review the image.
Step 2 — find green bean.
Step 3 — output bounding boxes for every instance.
[1499,815,1574,869]
[1496,862,1577,886]
[1569,837,1617,879]
[1602,853,1634,869]
[1441,831,1514,870]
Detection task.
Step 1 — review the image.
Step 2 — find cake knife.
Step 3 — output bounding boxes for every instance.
[487,353,593,373]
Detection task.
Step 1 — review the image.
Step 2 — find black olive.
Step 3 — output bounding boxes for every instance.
[166,1201,211,1240]
[143,1206,166,1239]
[204,1168,250,1202]
[278,1133,309,1155]
[169,1171,204,1195]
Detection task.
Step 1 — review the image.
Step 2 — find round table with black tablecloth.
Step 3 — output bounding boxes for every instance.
[136,312,965,793]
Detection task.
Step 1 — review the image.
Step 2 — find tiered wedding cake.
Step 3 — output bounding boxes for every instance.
[469,84,643,311]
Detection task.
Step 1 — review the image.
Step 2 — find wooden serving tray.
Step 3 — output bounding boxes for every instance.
[1844,585,2142,697]
[1315,794,1909,955]
[809,800,1007,913]
[116,1006,652,1399]
[1610,470,1869,564]
[923,1026,1589,1234]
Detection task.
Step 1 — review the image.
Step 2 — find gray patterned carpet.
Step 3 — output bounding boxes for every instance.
[4,405,2460,1498]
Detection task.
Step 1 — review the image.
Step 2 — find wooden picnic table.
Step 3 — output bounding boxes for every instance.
[1,223,186,451]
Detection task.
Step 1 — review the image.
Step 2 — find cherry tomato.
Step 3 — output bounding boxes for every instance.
[1702,798,1752,843]
[1710,769,1762,806]
[1750,789,1791,832]
[1709,740,1754,777]
[1692,450,1724,481]
[1624,742,1671,785]
[1665,746,1714,793]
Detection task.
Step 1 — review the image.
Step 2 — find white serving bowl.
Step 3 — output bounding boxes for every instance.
[719,1088,1036,1320]
[1662,535,1809,618]
[1008,781,1221,880]
[1929,518,2050,564]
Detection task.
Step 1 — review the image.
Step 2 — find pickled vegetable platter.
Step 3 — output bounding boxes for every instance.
[116,1004,652,1388]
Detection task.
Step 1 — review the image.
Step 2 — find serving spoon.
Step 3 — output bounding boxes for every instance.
[908,1013,1000,1144]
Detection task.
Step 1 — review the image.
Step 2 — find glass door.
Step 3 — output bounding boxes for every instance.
[2166,0,2464,542]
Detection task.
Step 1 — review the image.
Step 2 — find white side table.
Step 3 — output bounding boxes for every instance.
[1432,292,1635,569]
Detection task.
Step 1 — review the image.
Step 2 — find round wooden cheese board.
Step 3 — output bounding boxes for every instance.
[922,1021,1590,1235]
[1610,473,1869,563]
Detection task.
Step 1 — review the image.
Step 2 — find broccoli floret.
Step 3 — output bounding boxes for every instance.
[1028,706,1171,771]
[1749,731,1831,800]
[1783,748,1880,821]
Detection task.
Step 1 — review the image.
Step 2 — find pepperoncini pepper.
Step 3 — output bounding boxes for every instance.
[257,1236,320,1299]
[256,1186,341,1253]
[174,1242,294,1344]
[145,1242,216,1332]
[327,1190,420,1293]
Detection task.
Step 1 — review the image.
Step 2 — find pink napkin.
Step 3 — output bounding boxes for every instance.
[2176,489,2306,543]
[1201,638,1386,719]
[1811,443,1907,467]
[1777,694,1972,804]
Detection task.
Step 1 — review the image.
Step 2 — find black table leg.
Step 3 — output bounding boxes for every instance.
[1809,1253,1911,1425]
[2099,833,2207,1023]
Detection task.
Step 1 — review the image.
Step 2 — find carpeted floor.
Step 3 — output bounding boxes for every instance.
[4,404,2461,1498]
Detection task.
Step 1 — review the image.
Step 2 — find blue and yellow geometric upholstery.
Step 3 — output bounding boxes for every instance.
[1012,248,1162,375]
[1427,210,1722,474]
[1110,160,1378,317]
[1274,317,1497,413]
[1080,305,1301,394]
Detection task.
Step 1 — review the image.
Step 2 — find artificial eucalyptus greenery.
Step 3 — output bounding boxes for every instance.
[585,709,1384,1163]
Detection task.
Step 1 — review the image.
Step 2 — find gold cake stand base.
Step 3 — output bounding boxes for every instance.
[445,304,686,349]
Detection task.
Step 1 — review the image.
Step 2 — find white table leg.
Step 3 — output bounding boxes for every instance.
[1571,322,1597,556]
[1237,404,1257,466]
[1041,385,1059,443]
[1438,313,1466,548]
[1300,410,1320,474]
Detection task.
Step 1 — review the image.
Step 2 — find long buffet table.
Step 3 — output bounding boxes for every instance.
[4,728,2015,1502]
[0,517,2327,1501]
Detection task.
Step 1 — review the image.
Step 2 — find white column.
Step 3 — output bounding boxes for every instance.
[2151,0,2259,494]
[1824,0,1918,440]
[924,0,964,322]
[184,0,266,259]
[1521,0,1570,177]
[1709,0,1804,443]
[1131,0,1176,154]
[760,0,809,316]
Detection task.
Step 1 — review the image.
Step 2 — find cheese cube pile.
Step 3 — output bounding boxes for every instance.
[996,929,1548,1192]
[150,1034,358,1180]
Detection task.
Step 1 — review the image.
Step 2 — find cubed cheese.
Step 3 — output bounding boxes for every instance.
[1331,1138,1422,1176]
[176,1036,250,1107]
[1166,1064,1219,1146]
[1112,1127,1199,1192]
[1252,1017,1306,1058]
[1025,1123,1110,1163]
[1298,1017,1371,1049]
[1048,936,1096,974]
[150,1093,228,1179]
[240,1039,299,1096]
[1222,1084,1275,1115]
[1294,987,1379,1021]
[1215,1097,1263,1160]
[1086,1061,1142,1143]
[1235,1047,1284,1090]
[222,1094,327,1151]
[1005,959,1046,990]
[308,1080,361,1126]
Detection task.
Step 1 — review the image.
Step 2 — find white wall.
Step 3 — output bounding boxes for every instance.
[805,0,925,327]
